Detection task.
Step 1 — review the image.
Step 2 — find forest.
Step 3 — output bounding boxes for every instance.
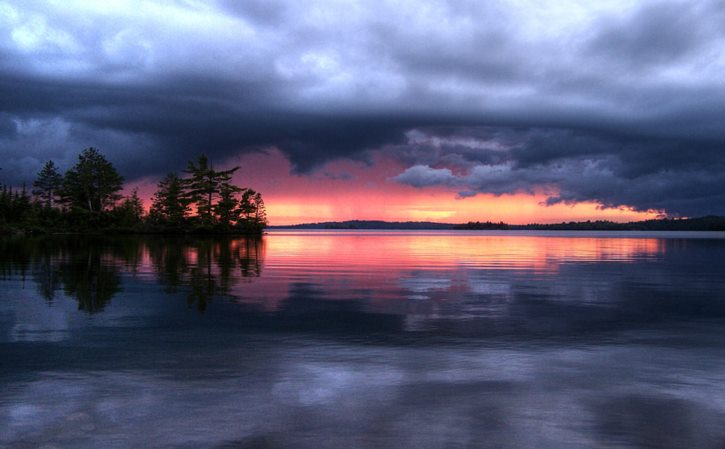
[0,148,267,235]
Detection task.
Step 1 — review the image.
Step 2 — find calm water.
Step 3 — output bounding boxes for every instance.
[2,230,725,448]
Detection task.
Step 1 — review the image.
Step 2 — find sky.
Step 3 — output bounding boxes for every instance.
[1,0,724,224]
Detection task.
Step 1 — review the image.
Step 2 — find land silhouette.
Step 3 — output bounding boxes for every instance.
[0,148,267,235]
[274,217,725,231]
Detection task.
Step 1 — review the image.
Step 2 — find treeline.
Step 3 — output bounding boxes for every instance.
[519,216,725,231]
[0,148,267,235]
[452,221,509,230]
[276,220,455,230]
[280,217,725,231]
[455,216,725,231]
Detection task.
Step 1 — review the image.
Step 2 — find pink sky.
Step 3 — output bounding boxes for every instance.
[129,149,660,226]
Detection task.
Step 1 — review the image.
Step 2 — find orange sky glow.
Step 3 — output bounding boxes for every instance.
[128,149,661,226]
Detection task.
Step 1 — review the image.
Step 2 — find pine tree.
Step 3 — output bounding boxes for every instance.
[184,154,215,224]
[237,188,267,230]
[149,173,190,226]
[252,192,267,226]
[183,154,239,225]
[115,188,145,227]
[216,182,242,228]
[0,185,10,223]
[238,189,257,222]
[62,148,124,212]
[33,160,63,208]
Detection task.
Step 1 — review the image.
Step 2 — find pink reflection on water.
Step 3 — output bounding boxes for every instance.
[124,232,667,313]
[247,231,668,310]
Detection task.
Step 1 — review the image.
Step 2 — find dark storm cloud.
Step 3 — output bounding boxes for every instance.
[585,1,720,69]
[392,128,725,215]
[0,0,724,214]
[0,113,17,137]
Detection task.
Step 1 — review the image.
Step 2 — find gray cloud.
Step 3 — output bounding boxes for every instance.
[389,128,725,215]
[0,0,724,214]
[585,1,722,69]
[393,165,457,188]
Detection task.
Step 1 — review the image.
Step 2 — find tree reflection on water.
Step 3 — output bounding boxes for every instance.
[0,236,265,313]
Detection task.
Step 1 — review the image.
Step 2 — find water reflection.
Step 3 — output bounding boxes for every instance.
[0,236,265,313]
[1,232,724,328]
[266,231,667,272]
[58,244,122,313]
[2,231,725,449]
[2,232,725,336]
[147,238,264,311]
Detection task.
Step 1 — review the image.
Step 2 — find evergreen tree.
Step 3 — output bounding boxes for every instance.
[114,189,145,227]
[16,184,31,213]
[0,184,33,229]
[252,192,267,225]
[33,161,63,208]
[62,148,124,212]
[237,188,267,230]
[238,189,257,222]
[0,149,268,234]
[216,182,242,228]
[149,173,190,226]
[0,185,10,222]
[184,154,215,224]
[183,154,239,225]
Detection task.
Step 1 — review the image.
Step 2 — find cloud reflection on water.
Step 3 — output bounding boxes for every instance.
[2,231,725,448]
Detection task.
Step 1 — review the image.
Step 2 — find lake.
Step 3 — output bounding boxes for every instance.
[2,230,725,448]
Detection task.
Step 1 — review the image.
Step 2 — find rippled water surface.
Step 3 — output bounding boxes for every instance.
[2,230,725,448]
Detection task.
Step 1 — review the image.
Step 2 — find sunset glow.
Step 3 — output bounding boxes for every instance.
[127,149,659,226]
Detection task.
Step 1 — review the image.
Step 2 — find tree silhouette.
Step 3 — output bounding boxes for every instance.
[0,185,33,227]
[238,189,257,221]
[114,189,145,228]
[149,173,191,228]
[237,189,267,231]
[62,148,124,212]
[252,192,267,226]
[216,182,242,228]
[32,161,63,208]
[1,149,267,234]
[184,154,240,226]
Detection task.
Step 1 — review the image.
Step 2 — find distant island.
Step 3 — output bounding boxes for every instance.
[272,220,455,230]
[272,216,725,231]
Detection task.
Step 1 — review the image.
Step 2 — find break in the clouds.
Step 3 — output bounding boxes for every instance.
[1,0,724,215]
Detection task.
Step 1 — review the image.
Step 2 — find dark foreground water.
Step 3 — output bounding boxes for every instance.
[2,230,725,448]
